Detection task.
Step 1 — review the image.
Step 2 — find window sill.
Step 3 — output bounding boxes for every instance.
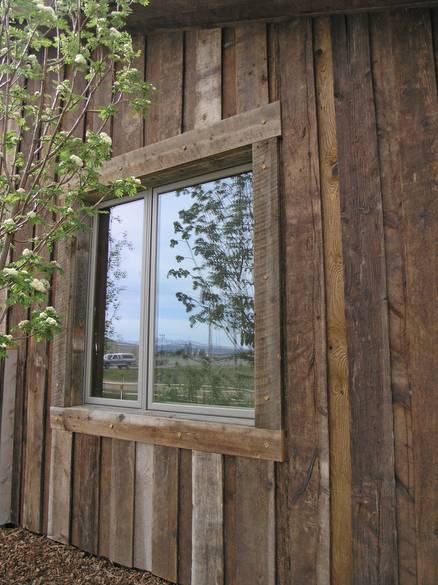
[50,405,285,462]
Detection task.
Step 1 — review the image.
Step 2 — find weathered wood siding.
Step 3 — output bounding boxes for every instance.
[3,8,438,585]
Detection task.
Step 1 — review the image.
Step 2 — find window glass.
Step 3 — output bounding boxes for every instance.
[91,199,144,401]
[152,171,254,411]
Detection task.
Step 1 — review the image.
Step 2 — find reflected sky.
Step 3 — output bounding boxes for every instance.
[104,174,254,349]
[104,199,143,343]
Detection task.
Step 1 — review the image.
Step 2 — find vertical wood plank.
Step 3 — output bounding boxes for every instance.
[134,443,154,571]
[178,449,192,585]
[253,139,281,429]
[143,30,184,583]
[22,338,47,532]
[47,429,73,544]
[112,34,145,156]
[370,13,416,585]
[227,459,275,585]
[151,447,179,581]
[313,17,352,585]
[189,28,224,585]
[0,350,17,525]
[194,29,222,127]
[331,14,398,585]
[71,434,100,555]
[145,32,183,145]
[276,18,330,585]
[98,436,112,559]
[222,28,237,119]
[222,20,279,585]
[235,23,269,112]
[109,439,135,567]
[192,452,223,585]
[371,10,438,585]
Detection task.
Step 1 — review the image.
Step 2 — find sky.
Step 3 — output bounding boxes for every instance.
[103,177,253,349]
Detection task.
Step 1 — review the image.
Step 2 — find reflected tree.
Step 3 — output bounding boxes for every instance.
[104,215,133,346]
[168,172,254,353]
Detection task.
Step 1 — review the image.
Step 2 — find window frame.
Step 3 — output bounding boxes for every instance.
[85,164,256,423]
[50,103,284,461]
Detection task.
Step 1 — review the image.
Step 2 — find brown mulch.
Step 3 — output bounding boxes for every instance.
[0,527,171,584]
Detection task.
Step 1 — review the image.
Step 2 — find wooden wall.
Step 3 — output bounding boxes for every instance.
[2,7,438,585]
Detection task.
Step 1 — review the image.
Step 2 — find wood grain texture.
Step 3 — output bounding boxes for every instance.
[177,449,192,585]
[71,434,100,555]
[191,452,223,585]
[98,102,281,188]
[252,139,281,429]
[0,351,17,525]
[189,31,224,584]
[331,14,397,585]
[109,439,135,567]
[224,458,275,585]
[22,338,47,532]
[235,23,269,112]
[50,71,87,409]
[371,10,438,584]
[134,443,154,571]
[225,22,280,585]
[222,28,237,118]
[276,18,330,585]
[98,437,112,559]
[112,34,145,156]
[313,17,352,585]
[51,407,284,461]
[370,12,416,584]
[145,32,184,145]
[47,429,72,544]
[127,0,438,31]
[151,447,179,582]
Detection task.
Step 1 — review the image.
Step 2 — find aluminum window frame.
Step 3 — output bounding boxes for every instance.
[85,163,255,423]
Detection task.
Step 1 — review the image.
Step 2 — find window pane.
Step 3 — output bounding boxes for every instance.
[91,199,144,401]
[152,171,254,411]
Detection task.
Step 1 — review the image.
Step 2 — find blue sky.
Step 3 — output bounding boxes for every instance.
[105,188,235,347]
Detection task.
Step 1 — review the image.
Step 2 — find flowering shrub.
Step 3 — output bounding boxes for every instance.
[0,0,153,356]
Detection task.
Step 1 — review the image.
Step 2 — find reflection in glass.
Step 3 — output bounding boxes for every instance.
[91,199,144,401]
[153,171,254,410]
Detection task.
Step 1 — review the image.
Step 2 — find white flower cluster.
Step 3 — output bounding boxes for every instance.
[35,0,56,20]
[30,278,48,293]
[70,154,83,168]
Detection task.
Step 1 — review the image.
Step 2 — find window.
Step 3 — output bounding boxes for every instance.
[86,165,255,420]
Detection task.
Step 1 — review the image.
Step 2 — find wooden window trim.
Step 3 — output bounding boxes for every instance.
[51,406,284,461]
[50,102,283,459]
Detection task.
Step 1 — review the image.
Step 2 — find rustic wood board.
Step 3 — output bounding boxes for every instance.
[22,338,47,533]
[177,449,192,585]
[98,437,112,559]
[47,429,73,544]
[143,34,183,582]
[51,407,284,461]
[151,446,179,582]
[235,22,268,112]
[126,0,438,31]
[109,439,136,567]
[98,101,281,188]
[71,434,100,555]
[276,18,330,585]
[0,351,18,525]
[331,14,398,585]
[191,452,224,585]
[252,139,281,429]
[314,17,352,585]
[134,443,154,571]
[371,10,438,584]
[224,458,275,585]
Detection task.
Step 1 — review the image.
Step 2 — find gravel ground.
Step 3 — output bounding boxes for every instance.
[0,527,171,584]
